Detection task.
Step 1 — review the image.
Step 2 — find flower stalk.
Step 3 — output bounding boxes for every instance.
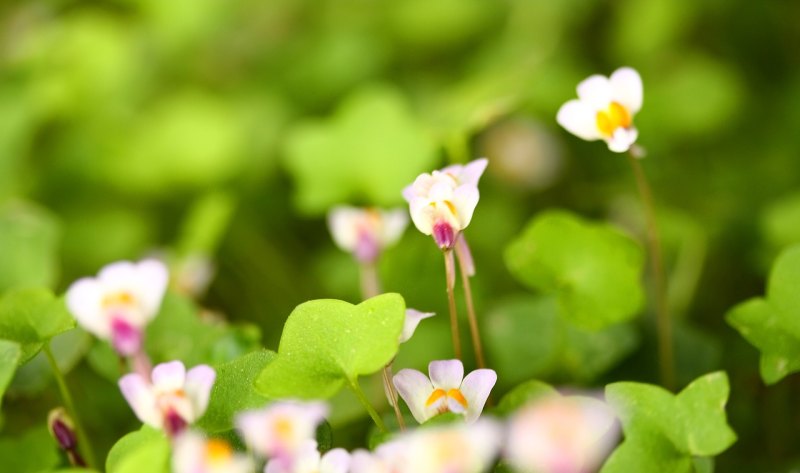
[455,236,486,369]
[443,249,462,360]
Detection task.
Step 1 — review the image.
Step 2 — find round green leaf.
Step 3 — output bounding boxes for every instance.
[0,340,21,407]
[107,427,169,473]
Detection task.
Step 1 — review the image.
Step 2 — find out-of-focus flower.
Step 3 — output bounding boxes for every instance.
[350,442,406,473]
[505,396,618,473]
[402,419,502,473]
[393,359,496,424]
[400,309,435,344]
[172,431,254,473]
[556,67,643,153]
[402,159,488,249]
[118,360,216,437]
[327,206,408,263]
[66,259,168,356]
[236,401,329,462]
[265,441,350,473]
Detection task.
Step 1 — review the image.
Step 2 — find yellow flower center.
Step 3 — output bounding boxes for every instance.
[205,439,233,465]
[274,417,294,441]
[595,101,632,137]
[102,291,136,309]
[426,388,469,413]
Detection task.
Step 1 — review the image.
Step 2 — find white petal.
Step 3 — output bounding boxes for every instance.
[380,208,408,247]
[184,365,216,421]
[393,369,434,424]
[576,74,613,110]
[458,158,489,187]
[451,184,480,230]
[408,198,435,235]
[556,100,603,141]
[134,259,169,319]
[460,369,497,423]
[428,359,464,390]
[606,127,638,153]
[610,67,643,114]
[98,261,139,287]
[400,309,435,343]
[119,373,160,427]
[327,206,361,252]
[151,360,186,392]
[65,278,109,338]
[320,448,351,473]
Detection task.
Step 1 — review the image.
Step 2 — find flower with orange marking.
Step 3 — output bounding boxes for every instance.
[172,431,254,473]
[556,67,643,153]
[393,359,496,424]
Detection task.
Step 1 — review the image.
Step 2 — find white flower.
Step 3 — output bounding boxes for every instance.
[265,441,350,473]
[66,259,168,356]
[556,67,643,153]
[400,309,435,344]
[172,431,254,473]
[402,158,488,249]
[118,361,216,437]
[236,400,328,462]
[350,443,406,473]
[402,419,502,473]
[505,396,618,473]
[327,206,408,263]
[393,359,496,424]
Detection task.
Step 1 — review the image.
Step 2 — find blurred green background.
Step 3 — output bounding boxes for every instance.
[1,0,800,471]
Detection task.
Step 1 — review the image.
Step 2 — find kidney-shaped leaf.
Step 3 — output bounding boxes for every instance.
[0,288,75,364]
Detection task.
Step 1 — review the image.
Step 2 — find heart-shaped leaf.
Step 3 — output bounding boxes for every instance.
[0,288,75,364]
[0,340,20,407]
[255,293,405,399]
[504,210,644,329]
[106,427,169,473]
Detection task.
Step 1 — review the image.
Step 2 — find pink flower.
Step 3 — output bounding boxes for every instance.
[236,401,328,463]
[327,207,408,263]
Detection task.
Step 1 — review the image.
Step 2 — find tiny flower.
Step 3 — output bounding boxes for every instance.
[66,259,168,356]
[400,309,435,344]
[505,396,618,473]
[173,431,254,473]
[236,400,329,462]
[266,440,350,473]
[393,359,496,424]
[118,360,216,437]
[402,159,488,249]
[402,419,502,473]
[556,67,643,153]
[327,206,408,263]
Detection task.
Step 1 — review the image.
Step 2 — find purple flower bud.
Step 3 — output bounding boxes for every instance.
[164,408,188,438]
[110,317,143,357]
[48,408,77,450]
[432,222,456,249]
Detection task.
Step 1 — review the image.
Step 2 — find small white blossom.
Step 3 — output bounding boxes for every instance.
[327,206,408,263]
[172,431,254,473]
[236,400,328,463]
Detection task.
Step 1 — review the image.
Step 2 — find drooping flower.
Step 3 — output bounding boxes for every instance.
[401,419,502,473]
[327,206,408,263]
[393,359,496,424]
[118,360,216,437]
[400,309,435,344]
[556,67,643,153]
[236,400,329,463]
[172,431,254,473]
[402,158,488,249]
[505,396,618,473]
[265,440,350,473]
[66,259,168,356]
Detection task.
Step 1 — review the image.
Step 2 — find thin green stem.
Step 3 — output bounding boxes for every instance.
[443,249,462,360]
[348,377,387,433]
[625,151,675,390]
[44,343,96,469]
[359,262,381,299]
[382,364,405,431]
[455,242,486,369]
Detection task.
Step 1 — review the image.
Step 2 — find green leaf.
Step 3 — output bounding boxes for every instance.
[255,293,405,399]
[493,379,558,416]
[602,372,736,472]
[0,340,20,407]
[282,86,437,214]
[726,245,800,383]
[107,427,169,473]
[8,328,91,396]
[0,288,75,364]
[0,201,60,292]
[504,210,644,329]
[0,427,61,473]
[197,350,277,432]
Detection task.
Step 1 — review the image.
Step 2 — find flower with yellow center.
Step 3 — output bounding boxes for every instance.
[236,400,329,463]
[556,67,643,153]
[327,206,408,263]
[393,359,496,424]
[172,431,254,473]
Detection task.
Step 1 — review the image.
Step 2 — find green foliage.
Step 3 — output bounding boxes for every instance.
[0,427,61,473]
[197,350,276,433]
[505,210,644,330]
[106,427,169,473]
[726,245,800,384]
[255,293,405,399]
[283,87,437,214]
[602,372,736,473]
[0,201,60,292]
[493,379,557,416]
[0,339,21,407]
[0,288,75,364]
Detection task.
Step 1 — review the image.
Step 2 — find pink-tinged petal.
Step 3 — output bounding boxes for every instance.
[400,309,435,343]
[98,261,139,287]
[460,369,497,423]
[455,235,475,277]
[447,396,468,415]
[429,359,464,390]
[320,448,351,473]
[380,208,408,247]
[576,74,612,110]
[432,221,456,249]
[393,369,434,424]
[556,100,603,141]
[327,206,361,252]
[451,184,479,230]
[151,360,186,392]
[606,127,638,153]
[119,373,160,427]
[185,364,216,420]
[110,317,143,356]
[66,278,109,338]
[135,259,169,319]
[458,158,489,187]
[610,67,643,114]
[428,180,456,203]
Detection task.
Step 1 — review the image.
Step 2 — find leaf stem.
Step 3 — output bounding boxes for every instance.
[348,377,387,433]
[455,240,486,369]
[44,343,96,469]
[443,249,462,360]
[382,364,405,431]
[625,151,674,390]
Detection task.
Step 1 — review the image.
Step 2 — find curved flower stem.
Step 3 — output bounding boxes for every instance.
[44,343,96,469]
[348,377,387,433]
[382,364,405,431]
[443,249,462,360]
[625,151,674,390]
[455,238,486,369]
